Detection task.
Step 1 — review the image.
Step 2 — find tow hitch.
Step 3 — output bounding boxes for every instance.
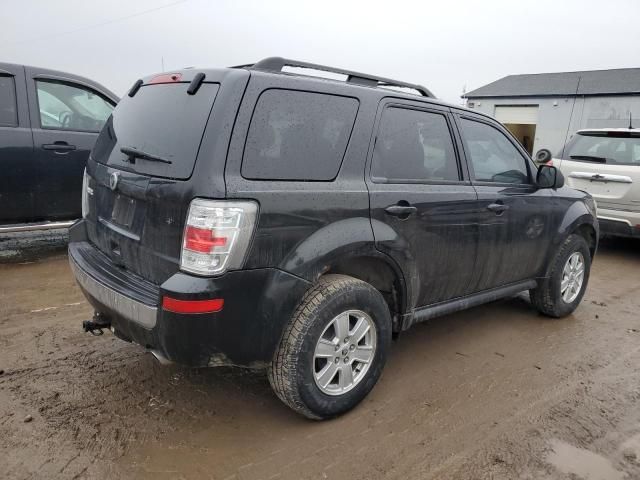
[82,312,111,336]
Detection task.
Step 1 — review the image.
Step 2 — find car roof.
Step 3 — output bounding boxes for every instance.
[140,58,499,125]
[230,57,497,123]
[0,61,119,102]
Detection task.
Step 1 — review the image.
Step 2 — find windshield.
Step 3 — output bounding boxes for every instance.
[92,82,219,179]
[560,133,640,166]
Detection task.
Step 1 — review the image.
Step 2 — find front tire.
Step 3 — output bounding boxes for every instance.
[530,234,591,317]
[268,274,392,420]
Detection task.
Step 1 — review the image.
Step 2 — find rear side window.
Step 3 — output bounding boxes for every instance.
[372,107,460,182]
[242,90,359,180]
[92,83,219,180]
[0,75,18,126]
[460,118,530,184]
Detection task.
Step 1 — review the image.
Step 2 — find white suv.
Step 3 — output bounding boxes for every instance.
[549,128,640,238]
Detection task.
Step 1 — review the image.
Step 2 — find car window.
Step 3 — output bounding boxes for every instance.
[242,89,359,181]
[36,80,114,132]
[0,75,18,127]
[562,134,640,166]
[93,82,219,180]
[460,118,530,184]
[371,107,459,182]
[37,90,69,128]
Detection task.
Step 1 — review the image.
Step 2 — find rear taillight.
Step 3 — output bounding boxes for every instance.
[81,168,90,219]
[180,199,258,276]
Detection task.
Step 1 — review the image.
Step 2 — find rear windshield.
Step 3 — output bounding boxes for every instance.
[92,83,219,179]
[560,132,640,166]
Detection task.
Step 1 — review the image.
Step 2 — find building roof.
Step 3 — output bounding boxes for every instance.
[464,68,640,99]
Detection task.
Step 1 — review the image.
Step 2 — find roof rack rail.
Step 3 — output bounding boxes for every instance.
[236,57,434,98]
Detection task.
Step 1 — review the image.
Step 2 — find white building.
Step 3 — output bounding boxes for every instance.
[463,68,640,155]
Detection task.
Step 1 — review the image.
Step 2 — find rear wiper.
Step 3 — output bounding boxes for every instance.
[569,155,607,163]
[120,146,172,164]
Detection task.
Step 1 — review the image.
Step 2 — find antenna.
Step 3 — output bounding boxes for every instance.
[561,76,581,159]
[629,112,633,130]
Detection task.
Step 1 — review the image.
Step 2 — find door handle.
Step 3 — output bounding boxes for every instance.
[42,142,76,152]
[385,203,417,218]
[487,202,509,214]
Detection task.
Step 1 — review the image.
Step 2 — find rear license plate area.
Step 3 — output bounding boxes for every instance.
[111,194,136,228]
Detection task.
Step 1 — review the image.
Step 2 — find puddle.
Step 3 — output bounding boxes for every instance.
[546,439,625,480]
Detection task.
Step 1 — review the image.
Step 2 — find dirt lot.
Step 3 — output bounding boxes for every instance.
[1,234,639,480]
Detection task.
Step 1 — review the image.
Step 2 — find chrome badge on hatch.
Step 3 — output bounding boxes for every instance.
[109,172,120,191]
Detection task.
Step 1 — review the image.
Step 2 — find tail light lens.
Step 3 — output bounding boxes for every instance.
[180,199,258,276]
[81,168,90,219]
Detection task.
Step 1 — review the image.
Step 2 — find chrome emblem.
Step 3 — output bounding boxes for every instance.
[109,172,120,191]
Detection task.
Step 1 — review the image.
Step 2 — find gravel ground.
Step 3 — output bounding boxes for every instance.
[1,234,639,479]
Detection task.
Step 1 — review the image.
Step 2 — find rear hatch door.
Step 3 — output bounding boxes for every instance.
[85,71,237,284]
[557,130,640,212]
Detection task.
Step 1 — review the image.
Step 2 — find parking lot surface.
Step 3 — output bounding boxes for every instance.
[1,236,639,479]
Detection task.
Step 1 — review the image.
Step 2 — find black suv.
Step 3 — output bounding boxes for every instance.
[69,57,598,419]
[0,62,118,232]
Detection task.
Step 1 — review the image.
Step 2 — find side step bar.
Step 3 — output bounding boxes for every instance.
[0,220,76,234]
[402,279,538,330]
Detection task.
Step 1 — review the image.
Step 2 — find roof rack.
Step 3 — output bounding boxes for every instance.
[235,57,434,98]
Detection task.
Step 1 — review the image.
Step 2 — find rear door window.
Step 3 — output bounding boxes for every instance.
[242,89,359,180]
[371,107,460,183]
[92,83,219,180]
[0,75,18,126]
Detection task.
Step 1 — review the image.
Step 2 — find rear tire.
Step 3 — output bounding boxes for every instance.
[268,274,391,420]
[530,234,591,317]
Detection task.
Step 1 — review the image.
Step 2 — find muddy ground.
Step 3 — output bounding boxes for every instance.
[1,233,639,480]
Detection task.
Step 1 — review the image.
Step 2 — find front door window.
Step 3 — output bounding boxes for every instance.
[460,118,530,184]
[36,80,114,132]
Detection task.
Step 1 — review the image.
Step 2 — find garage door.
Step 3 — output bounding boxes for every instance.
[494,105,539,124]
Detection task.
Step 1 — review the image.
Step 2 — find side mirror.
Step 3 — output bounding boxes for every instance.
[535,149,553,164]
[537,164,564,189]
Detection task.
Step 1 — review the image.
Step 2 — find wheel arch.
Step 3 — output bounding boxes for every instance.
[321,253,407,332]
[278,217,411,331]
[554,199,599,260]
[571,222,598,259]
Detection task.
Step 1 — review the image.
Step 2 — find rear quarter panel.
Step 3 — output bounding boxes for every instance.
[224,72,380,280]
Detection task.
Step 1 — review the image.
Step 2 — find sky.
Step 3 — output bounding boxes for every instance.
[3,0,639,103]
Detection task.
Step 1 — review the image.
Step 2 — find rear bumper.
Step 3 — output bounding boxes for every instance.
[70,253,158,328]
[68,220,311,367]
[598,208,640,238]
[598,219,640,238]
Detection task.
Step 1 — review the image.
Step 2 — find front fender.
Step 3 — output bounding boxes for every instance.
[556,200,599,242]
[544,197,598,275]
